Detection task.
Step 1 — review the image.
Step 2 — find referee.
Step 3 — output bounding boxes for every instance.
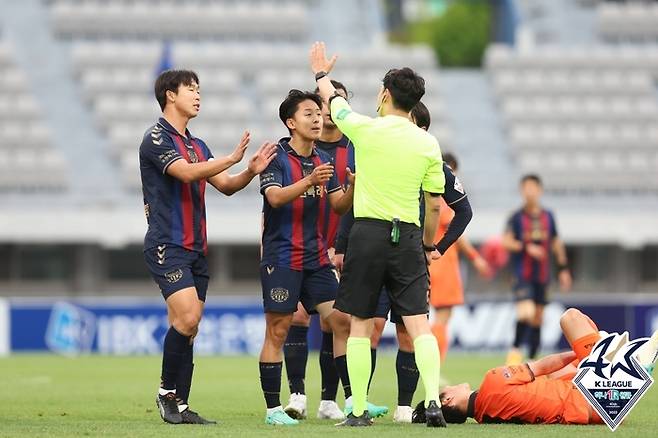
[310,42,447,427]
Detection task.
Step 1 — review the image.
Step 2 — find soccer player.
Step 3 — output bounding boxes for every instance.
[414,307,658,425]
[283,80,385,421]
[258,89,355,425]
[503,175,572,364]
[334,101,475,423]
[311,42,447,427]
[141,70,276,424]
[428,151,491,364]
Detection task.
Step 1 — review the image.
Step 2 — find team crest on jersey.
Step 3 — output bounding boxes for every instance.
[165,269,183,283]
[270,288,289,303]
[187,147,199,163]
[573,332,654,431]
[453,175,464,194]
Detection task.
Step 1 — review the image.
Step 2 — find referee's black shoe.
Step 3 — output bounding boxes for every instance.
[335,412,373,427]
[425,400,447,428]
[181,408,217,424]
[156,392,183,424]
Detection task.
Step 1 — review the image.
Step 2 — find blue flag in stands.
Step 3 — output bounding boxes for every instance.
[155,41,173,76]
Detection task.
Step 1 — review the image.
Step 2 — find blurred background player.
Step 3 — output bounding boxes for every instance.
[503,174,572,365]
[257,90,354,425]
[418,307,658,425]
[282,80,354,421]
[141,70,276,424]
[429,150,491,365]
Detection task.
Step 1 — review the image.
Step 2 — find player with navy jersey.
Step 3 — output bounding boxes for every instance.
[333,101,475,422]
[502,174,572,365]
[141,70,276,425]
[282,81,354,421]
[258,90,355,426]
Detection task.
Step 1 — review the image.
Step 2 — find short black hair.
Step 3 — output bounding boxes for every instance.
[382,68,425,112]
[520,174,543,186]
[279,89,323,134]
[443,152,458,171]
[154,69,199,111]
[315,79,348,97]
[438,393,468,424]
[410,101,431,130]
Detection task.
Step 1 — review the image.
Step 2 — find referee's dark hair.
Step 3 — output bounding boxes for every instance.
[443,152,458,171]
[410,101,431,130]
[154,69,199,111]
[279,89,323,134]
[315,79,349,98]
[520,173,543,187]
[383,67,425,112]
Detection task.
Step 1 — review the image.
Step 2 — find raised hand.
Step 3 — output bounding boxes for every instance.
[345,167,355,186]
[309,41,337,75]
[308,163,334,186]
[248,142,277,174]
[229,131,250,164]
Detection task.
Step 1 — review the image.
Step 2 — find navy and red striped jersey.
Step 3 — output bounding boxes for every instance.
[315,135,355,248]
[139,117,213,255]
[259,138,343,271]
[506,208,558,284]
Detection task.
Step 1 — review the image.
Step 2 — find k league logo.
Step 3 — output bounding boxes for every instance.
[573,332,653,431]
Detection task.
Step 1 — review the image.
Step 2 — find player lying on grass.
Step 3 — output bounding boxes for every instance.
[413,307,658,425]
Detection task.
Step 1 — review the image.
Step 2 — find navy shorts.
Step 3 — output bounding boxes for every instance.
[260,264,339,314]
[513,281,548,305]
[374,289,403,324]
[144,245,209,302]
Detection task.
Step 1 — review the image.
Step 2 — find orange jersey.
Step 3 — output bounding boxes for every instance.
[474,365,602,425]
[429,198,463,307]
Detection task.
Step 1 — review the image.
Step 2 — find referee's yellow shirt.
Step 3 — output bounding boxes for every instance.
[331,96,445,227]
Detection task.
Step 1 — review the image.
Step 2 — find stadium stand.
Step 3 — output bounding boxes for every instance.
[486,43,658,193]
[0,39,68,192]
[61,5,448,192]
[597,1,658,42]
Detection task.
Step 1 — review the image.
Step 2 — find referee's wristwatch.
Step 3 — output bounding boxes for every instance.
[423,243,437,252]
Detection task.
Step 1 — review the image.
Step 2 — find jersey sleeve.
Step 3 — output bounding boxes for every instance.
[421,144,445,194]
[198,139,214,160]
[548,211,558,239]
[442,163,467,206]
[330,96,372,146]
[326,170,342,194]
[140,131,182,175]
[259,156,283,194]
[505,213,521,240]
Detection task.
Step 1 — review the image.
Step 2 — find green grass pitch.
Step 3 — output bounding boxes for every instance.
[3,352,655,437]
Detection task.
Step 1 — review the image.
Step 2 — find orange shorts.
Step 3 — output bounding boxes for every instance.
[429,245,463,308]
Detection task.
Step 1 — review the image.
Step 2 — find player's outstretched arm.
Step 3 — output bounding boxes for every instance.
[528,351,577,377]
[327,168,354,215]
[166,131,250,183]
[264,163,334,208]
[209,142,277,195]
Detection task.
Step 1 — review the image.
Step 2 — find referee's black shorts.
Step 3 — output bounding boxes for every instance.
[334,218,429,319]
